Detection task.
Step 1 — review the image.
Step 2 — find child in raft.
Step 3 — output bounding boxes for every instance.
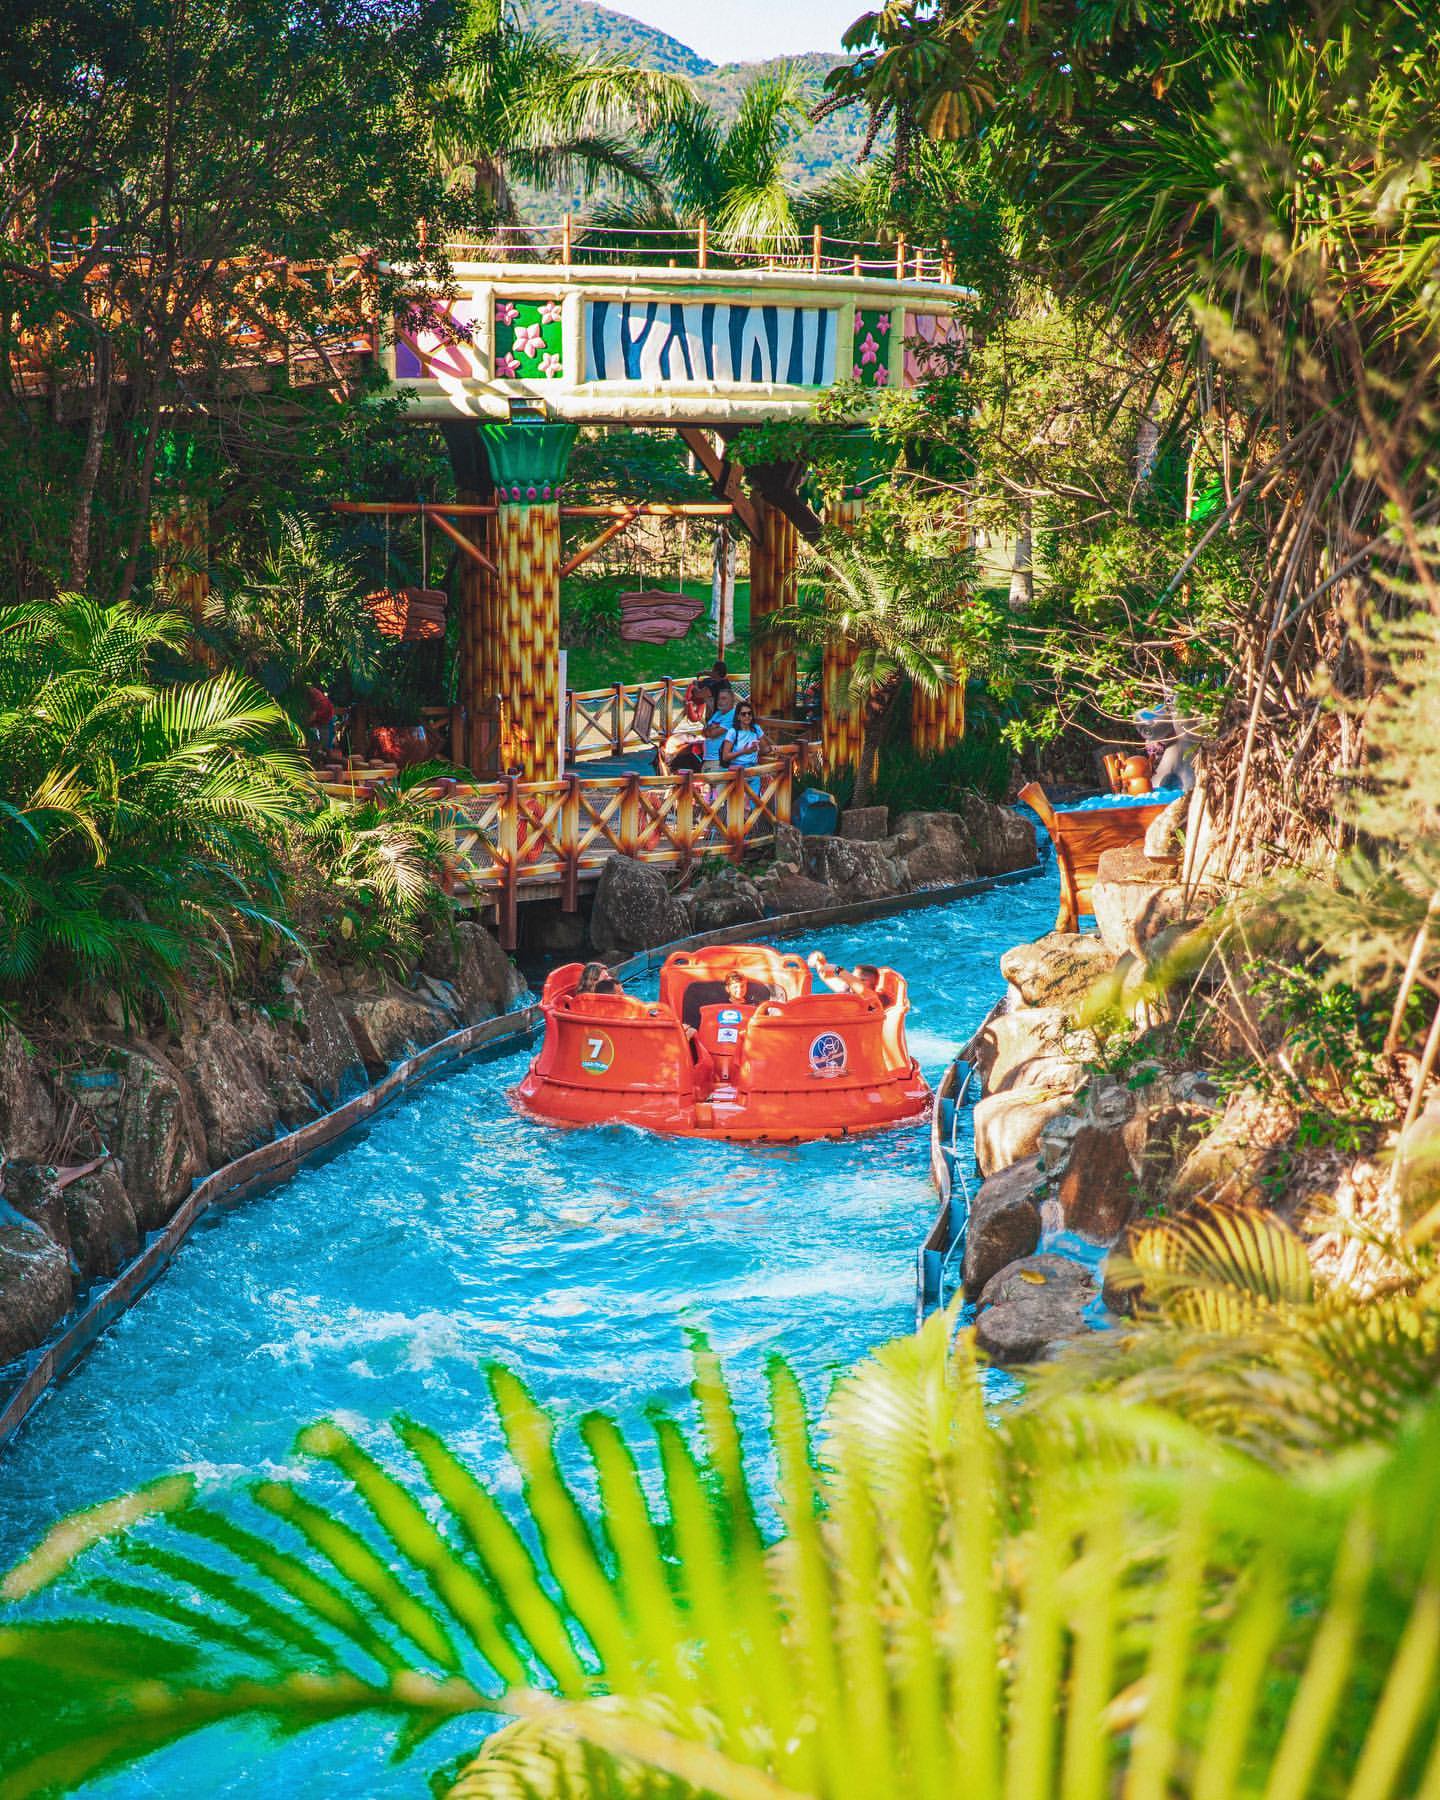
[576,962,622,996]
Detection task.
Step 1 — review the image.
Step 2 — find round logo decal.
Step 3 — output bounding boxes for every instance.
[808,1031,847,1076]
[579,1030,615,1075]
[718,1006,744,1025]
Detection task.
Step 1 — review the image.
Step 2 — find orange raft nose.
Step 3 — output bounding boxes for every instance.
[515,945,931,1141]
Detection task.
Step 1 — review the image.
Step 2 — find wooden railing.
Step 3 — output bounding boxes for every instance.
[443,750,799,946]
[438,222,957,283]
[565,673,752,762]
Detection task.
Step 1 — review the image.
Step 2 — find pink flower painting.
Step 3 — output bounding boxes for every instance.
[859,333,879,365]
[538,351,562,377]
[495,301,518,326]
[540,301,563,324]
[513,322,544,359]
[496,353,519,377]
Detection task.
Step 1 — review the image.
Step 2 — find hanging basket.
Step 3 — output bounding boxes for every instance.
[365,586,448,642]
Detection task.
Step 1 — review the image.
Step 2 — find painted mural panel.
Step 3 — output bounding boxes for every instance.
[903,310,966,385]
[495,297,565,378]
[392,299,483,380]
[584,299,837,386]
[850,308,892,386]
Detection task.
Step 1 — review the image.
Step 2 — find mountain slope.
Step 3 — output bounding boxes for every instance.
[516,0,879,207]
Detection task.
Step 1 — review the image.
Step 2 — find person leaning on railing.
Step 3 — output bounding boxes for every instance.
[659,687,710,774]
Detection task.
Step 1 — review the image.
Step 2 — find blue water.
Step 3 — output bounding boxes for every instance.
[0,874,1058,1796]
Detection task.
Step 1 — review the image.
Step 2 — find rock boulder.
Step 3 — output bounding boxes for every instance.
[840,806,889,841]
[290,975,369,1105]
[421,923,524,1023]
[756,868,836,916]
[63,1162,140,1284]
[999,933,1119,1010]
[962,1006,1074,1094]
[0,1028,58,1163]
[957,794,1037,876]
[890,812,979,887]
[801,835,909,902]
[0,1220,72,1364]
[341,987,450,1077]
[973,1086,1079,1179]
[962,1154,1043,1297]
[977,1251,1099,1313]
[974,1284,1091,1365]
[588,856,690,959]
[174,1012,282,1166]
[688,868,766,933]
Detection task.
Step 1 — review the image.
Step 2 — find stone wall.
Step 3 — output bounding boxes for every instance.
[0,924,524,1369]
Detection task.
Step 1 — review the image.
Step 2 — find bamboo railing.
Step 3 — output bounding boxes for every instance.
[565,672,753,762]
[444,751,800,946]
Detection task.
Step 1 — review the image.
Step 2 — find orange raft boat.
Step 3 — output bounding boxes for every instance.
[515,945,931,1141]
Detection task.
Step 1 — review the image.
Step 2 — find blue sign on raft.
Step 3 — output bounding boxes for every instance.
[808,1032,847,1076]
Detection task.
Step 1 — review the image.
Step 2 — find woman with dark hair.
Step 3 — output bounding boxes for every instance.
[576,962,621,995]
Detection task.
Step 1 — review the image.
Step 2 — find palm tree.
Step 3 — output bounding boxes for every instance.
[429,0,691,233]
[8,1235,1440,1796]
[778,531,971,806]
[584,70,809,260]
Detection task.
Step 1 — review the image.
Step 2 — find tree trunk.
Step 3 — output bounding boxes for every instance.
[852,675,902,808]
[1008,500,1033,610]
[68,329,112,590]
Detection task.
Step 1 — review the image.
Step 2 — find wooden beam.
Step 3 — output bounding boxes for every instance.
[676,426,763,541]
[426,507,498,575]
[331,501,497,516]
[559,509,641,578]
[746,465,825,545]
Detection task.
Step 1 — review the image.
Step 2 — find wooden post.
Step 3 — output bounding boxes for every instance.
[498,775,519,949]
[677,770,696,873]
[777,747,796,824]
[853,251,862,276]
[698,218,709,270]
[724,770,747,864]
[561,211,572,265]
[748,496,798,720]
[561,774,581,912]
[812,225,823,275]
[610,680,626,756]
[895,236,907,279]
[620,773,640,857]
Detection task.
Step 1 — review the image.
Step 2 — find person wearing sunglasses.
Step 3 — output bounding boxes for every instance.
[720,701,771,772]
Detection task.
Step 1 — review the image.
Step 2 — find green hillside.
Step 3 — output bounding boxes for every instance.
[514,0,880,218]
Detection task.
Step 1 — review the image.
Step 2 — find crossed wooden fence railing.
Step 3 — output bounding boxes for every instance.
[443,749,799,947]
[565,673,752,762]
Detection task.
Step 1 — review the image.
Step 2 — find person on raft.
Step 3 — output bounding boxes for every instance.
[724,969,772,1007]
[807,953,887,1002]
[577,962,622,996]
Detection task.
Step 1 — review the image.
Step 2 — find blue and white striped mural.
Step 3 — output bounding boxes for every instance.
[585,300,838,386]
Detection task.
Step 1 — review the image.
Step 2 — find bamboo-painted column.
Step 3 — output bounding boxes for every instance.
[822,493,865,774]
[481,420,577,780]
[912,662,967,755]
[749,497,797,719]
[148,495,209,624]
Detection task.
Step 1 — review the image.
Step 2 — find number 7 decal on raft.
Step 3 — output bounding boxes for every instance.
[580,1031,615,1074]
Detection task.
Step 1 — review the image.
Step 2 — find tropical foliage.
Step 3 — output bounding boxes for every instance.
[431,0,689,229]
[582,71,809,259]
[10,1217,1440,1799]
[0,596,306,1004]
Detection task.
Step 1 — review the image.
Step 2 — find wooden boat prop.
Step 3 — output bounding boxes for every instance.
[1019,781,1170,932]
[515,944,931,1141]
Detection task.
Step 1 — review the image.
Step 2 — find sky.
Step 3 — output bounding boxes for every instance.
[601,0,859,63]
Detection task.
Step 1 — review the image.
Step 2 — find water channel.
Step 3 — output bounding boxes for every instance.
[0,869,1058,1795]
